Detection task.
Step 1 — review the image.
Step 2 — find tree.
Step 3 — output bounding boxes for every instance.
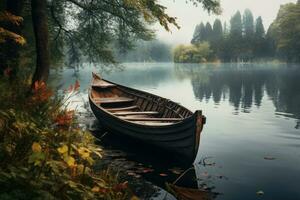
[191,23,202,44]
[229,11,243,61]
[0,0,221,84]
[212,19,223,40]
[191,22,206,44]
[253,16,267,58]
[243,9,254,37]
[230,11,242,38]
[173,42,213,63]
[255,16,265,38]
[267,2,300,62]
[242,9,254,61]
[211,19,223,58]
[31,0,50,82]
[205,22,213,41]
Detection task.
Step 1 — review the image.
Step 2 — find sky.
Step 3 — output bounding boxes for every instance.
[154,0,297,44]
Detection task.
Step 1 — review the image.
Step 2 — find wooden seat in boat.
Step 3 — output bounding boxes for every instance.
[133,121,175,126]
[94,97,134,104]
[114,111,159,116]
[120,117,182,122]
[106,105,138,112]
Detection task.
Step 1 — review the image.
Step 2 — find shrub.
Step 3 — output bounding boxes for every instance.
[0,77,134,199]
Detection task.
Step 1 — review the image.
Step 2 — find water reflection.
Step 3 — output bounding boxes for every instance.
[51,62,300,200]
[91,122,216,200]
[174,63,300,128]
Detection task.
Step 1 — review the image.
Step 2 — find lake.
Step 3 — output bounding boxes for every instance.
[54,62,300,200]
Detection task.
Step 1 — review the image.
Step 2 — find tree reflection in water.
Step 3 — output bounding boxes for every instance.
[174,63,300,128]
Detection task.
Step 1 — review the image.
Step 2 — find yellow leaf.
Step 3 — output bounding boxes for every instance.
[65,156,76,167]
[91,186,100,192]
[77,164,84,174]
[78,147,91,159]
[32,142,42,153]
[57,145,68,154]
[131,195,140,200]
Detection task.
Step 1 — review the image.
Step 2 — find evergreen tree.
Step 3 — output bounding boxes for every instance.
[212,19,223,39]
[255,16,265,38]
[243,9,254,37]
[242,9,255,61]
[229,11,243,61]
[191,22,206,44]
[211,19,223,59]
[204,22,213,41]
[191,24,201,44]
[230,11,243,38]
[254,16,268,58]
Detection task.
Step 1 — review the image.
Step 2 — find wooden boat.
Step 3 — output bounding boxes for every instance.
[89,73,206,163]
[168,184,216,200]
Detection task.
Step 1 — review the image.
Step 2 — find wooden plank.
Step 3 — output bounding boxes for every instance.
[92,83,116,88]
[114,111,159,116]
[92,78,116,88]
[133,121,174,126]
[94,97,134,104]
[120,117,182,122]
[106,105,138,112]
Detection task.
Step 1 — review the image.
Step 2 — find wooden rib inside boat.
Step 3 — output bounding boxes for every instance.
[89,72,206,163]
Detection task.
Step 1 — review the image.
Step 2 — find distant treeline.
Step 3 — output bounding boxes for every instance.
[174,2,300,63]
[116,40,172,62]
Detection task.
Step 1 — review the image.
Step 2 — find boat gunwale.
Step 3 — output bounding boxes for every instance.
[88,74,200,128]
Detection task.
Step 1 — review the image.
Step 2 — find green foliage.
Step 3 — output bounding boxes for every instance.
[173,42,213,63]
[0,78,133,199]
[267,2,300,62]
[190,9,274,62]
[47,0,221,67]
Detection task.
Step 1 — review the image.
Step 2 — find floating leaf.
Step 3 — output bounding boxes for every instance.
[264,156,276,160]
[159,173,168,177]
[256,190,264,195]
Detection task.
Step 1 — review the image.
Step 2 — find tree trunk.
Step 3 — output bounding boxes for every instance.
[31,0,50,83]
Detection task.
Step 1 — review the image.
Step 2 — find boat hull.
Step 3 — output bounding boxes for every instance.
[89,97,200,163]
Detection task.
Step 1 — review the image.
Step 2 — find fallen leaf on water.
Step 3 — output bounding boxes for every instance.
[264,156,276,160]
[159,173,168,177]
[134,174,141,178]
[142,168,154,173]
[169,168,183,175]
[256,190,264,195]
[127,172,136,176]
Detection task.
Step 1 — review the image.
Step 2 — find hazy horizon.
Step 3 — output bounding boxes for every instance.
[154,0,297,44]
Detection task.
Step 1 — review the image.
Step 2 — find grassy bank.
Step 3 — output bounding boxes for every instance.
[0,76,137,199]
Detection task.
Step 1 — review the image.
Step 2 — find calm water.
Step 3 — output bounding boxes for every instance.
[54,63,300,200]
